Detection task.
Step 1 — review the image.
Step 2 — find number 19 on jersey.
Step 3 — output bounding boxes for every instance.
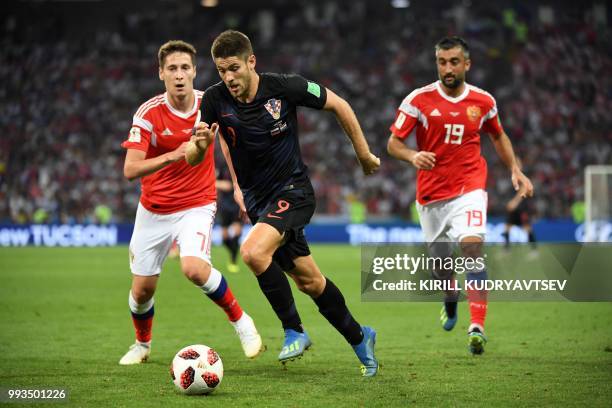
[444,124,464,145]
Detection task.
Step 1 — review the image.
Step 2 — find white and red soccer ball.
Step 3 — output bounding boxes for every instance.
[170,344,223,395]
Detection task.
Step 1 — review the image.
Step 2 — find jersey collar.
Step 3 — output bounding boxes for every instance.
[164,91,198,119]
[435,80,470,104]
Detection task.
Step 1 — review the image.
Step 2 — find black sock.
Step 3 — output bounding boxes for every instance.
[222,238,232,254]
[223,237,239,263]
[256,262,302,332]
[229,236,240,262]
[502,231,510,248]
[313,278,363,345]
[445,301,457,319]
[528,231,536,249]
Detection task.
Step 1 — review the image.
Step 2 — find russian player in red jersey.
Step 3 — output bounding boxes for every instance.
[118,40,263,365]
[387,37,533,354]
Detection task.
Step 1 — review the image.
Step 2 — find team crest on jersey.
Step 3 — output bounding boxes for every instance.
[264,99,282,120]
[466,105,482,122]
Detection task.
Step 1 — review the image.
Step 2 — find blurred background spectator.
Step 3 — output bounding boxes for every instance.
[1,0,610,223]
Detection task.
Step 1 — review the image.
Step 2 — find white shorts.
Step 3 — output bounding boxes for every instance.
[417,189,488,244]
[128,202,216,276]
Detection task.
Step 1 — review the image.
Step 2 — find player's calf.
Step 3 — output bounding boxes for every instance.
[466,270,488,331]
[291,272,325,297]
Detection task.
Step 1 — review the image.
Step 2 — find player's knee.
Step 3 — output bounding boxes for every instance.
[181,260,211,286]
[240,243,270,272]
[131,286,155,304]
[239,244,256,267]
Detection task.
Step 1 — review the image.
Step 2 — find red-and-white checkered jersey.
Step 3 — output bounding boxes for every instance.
[121,90,216,214]
[389,81,504,205]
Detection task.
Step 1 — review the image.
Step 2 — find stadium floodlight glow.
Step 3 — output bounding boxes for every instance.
[391,0,410,8]
[201,0,218,7]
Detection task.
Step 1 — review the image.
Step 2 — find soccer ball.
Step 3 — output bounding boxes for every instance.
[170,344,224,395]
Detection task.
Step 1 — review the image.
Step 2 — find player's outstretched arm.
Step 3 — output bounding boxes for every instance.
[185,122,218,166]
[323,88,380,176]
[488,131,534,197]
[387,134,436,170]
[123,144,187,181]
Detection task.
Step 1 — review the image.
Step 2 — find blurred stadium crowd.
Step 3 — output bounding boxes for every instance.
[1,0,610,223]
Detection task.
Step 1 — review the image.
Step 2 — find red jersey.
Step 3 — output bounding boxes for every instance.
[122,90,216,214]
[390,81,504,205]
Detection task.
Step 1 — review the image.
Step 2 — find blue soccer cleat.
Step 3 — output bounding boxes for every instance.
[468,329,487,355]
[440,304,458,331]
[278,329,312,363]
[352,326,379,377]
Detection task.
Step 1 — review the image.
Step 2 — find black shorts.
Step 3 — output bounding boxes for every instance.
[249,183,316,271]
[506,209,530,226]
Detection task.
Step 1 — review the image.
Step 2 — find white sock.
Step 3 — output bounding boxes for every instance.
[469,323,484,333]
[128,291,153,315]
[200,268,222,294]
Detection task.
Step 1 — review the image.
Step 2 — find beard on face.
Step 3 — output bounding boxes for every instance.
[441,74,463,89]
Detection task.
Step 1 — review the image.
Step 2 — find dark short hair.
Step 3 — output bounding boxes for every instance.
[435,36,470,59]
[158,40,196,68]
[211,30,253,60]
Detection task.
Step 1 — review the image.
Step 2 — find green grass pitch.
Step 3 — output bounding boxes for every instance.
[1,245,611,407]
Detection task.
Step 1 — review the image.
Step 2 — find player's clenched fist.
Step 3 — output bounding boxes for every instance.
[359,152,381,176]
[411,151,436,170]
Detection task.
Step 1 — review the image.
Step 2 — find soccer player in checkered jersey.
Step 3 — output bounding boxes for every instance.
[387,36,534,354]
[118,40,263,365]
[188,30,380,376]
